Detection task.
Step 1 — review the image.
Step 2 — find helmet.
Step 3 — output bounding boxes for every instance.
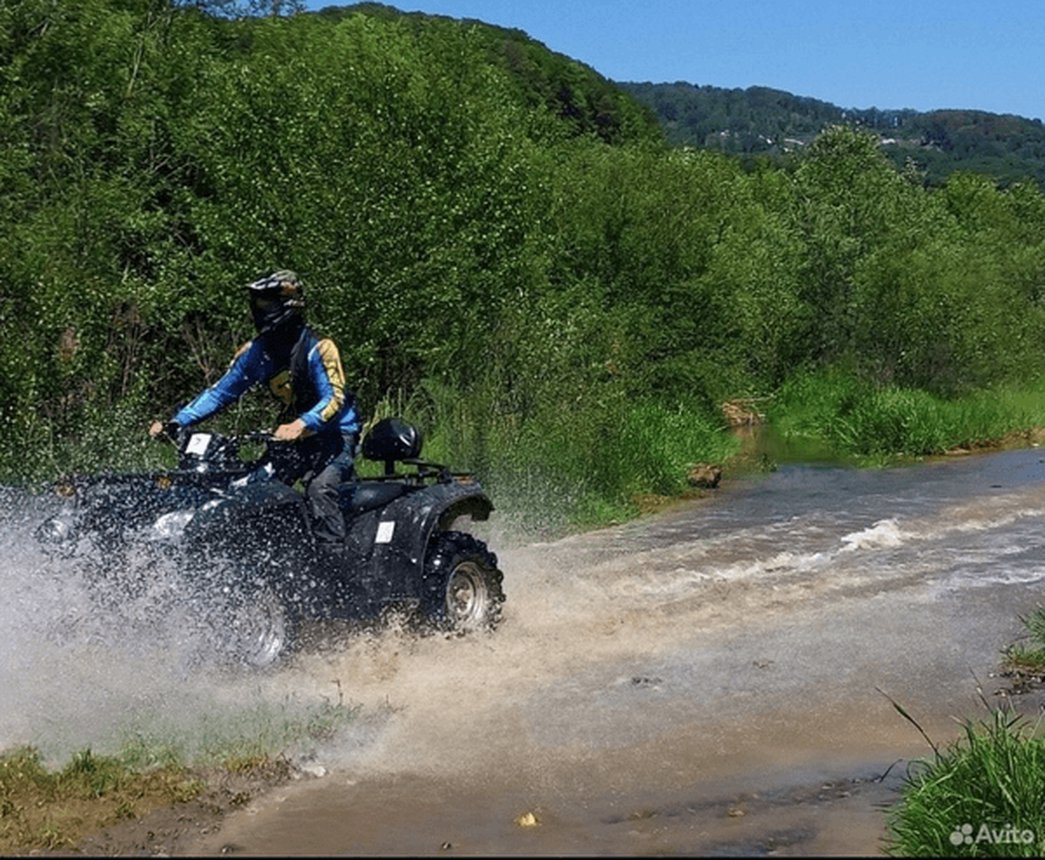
[246,269,305,334]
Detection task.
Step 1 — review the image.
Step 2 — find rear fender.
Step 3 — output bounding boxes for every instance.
[351,481,492,603]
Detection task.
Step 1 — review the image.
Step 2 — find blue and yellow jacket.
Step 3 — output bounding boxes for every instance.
[172,326,360,437]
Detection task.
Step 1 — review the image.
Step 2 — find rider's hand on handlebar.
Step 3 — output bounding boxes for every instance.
[273,419,306,442]
[149,420,181,441]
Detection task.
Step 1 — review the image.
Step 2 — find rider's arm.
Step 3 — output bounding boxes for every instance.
[170,341,269,429]
[297,339,346,433]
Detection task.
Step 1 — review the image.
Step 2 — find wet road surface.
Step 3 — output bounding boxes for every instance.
[181,447,1045,856]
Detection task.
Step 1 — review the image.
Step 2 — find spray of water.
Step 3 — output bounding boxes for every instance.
[0,489,362,767]
[5,452,1044,787]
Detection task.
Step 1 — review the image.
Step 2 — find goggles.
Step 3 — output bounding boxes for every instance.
[250,293,282,312]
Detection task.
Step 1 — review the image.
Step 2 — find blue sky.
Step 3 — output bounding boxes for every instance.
[302,1,1045,121]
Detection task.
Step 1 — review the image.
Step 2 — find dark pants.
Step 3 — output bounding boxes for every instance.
[273,432,357,550]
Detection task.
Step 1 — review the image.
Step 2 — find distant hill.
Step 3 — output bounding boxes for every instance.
[619,82,1045,187]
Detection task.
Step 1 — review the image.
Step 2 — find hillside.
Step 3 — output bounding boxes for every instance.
[318,3,663,145]
[620,81,1045,187]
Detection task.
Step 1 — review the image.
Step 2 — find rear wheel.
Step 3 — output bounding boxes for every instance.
[422,531,504,632]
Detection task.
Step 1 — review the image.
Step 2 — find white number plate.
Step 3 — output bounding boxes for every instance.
[186,433,212,456]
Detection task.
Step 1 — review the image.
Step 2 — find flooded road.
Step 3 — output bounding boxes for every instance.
[180,447,1045,856]
[2,449,1043,855]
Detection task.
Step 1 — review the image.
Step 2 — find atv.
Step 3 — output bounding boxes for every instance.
[35,417,505,668]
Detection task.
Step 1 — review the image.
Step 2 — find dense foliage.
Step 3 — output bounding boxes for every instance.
[2,1,1045,530]
[321,3,663,146]
[622,81,1045,188]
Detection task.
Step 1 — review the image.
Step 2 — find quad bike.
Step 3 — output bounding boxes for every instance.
[35,417,505,668]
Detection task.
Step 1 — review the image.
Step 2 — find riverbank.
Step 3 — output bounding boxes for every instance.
[630,411,1045,523]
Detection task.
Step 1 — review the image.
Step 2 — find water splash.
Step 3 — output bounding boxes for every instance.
[840,518,905,551]
[0,490,360,766]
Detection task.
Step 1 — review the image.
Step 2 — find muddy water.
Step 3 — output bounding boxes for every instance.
[3,450,1044,855]
[181,447,1045,857]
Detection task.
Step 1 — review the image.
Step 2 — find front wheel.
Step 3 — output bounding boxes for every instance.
[212,584,296,669]
[422,531,505,632]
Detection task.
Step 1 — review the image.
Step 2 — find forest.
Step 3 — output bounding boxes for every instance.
[621,81,1045,189]
[3,0,1045,532]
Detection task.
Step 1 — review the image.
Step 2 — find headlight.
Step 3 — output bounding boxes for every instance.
[151,509,195,540]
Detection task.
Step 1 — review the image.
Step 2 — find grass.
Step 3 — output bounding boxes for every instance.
[387,365,1045,537]
[368,381,741,538]
[0,746,204,853]
[767,368,1045,465]
[1003,605,1045,675]
[0,694,358,853]
[885,707,1045,857]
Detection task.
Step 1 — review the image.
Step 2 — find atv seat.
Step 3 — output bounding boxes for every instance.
[338,481,408,515]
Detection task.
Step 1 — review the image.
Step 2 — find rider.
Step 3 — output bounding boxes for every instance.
[150,270,361,566]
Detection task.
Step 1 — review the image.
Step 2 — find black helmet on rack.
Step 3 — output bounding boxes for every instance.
[246,269,305,334]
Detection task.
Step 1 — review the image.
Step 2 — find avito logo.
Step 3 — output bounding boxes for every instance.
[949,822,1036,847]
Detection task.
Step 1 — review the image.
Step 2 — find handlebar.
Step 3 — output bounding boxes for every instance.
[165,428,280,472]
[239,430,276,444]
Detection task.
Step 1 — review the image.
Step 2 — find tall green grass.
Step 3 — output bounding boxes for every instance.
[768,368,1045,464]
[1003,605,1045,673]
[343,362,1045,535]
[886,709,1045,857]
[365,378,739,536]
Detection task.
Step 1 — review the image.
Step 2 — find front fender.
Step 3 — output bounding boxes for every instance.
[185,482,311,558]
[353,481,493,603]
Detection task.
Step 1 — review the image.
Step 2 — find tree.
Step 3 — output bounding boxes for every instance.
[174,0,304,18]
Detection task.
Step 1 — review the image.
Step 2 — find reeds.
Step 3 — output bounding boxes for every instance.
[885,707,1045,857]
[768,369,1045,464]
